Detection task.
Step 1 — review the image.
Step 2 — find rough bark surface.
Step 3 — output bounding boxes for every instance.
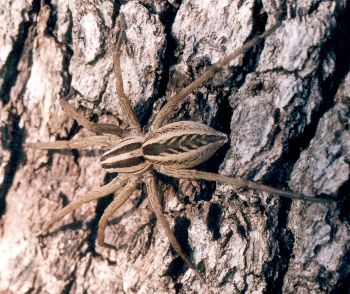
[0,0,349,293]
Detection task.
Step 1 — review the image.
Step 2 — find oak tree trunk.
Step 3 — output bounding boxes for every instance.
[1,0,349,293]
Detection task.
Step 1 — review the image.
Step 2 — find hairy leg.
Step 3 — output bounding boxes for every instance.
[145,171,206,284]
[151,23,281,130]
[113,13,141,132]
[156,166,331,203]
[25,135,113,150]
[45,176,129,230]
[97,176,139,248]
[61,100,123,136]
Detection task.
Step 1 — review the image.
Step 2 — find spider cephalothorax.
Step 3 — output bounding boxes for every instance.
[26,15,328,284]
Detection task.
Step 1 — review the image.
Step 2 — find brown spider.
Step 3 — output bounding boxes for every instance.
[26,15,328,284]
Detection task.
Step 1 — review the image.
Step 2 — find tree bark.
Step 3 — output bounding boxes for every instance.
[1,0,349,293]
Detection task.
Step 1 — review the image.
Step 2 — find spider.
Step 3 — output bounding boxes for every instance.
[26,15,329,284]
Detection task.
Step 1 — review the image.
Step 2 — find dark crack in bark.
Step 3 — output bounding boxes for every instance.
[0,114,24,216]
[206,202,222,241]
[166,216,193,282]
[135,3,180,128]
[262,3,350,292]
[0,0,41,104]
[0,0,42,217]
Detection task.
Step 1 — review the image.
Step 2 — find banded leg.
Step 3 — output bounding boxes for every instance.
[145,172,206,284]
[156,166,331,203]
[151,22,281,130]
[113,14,141,132]
[97,176,139,248]
[45,176,129,230]
[25,135,113,150]
[61,100,123,136]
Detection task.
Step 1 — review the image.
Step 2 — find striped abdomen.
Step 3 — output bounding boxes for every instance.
[100,137,149,173]
[142,121,228,169]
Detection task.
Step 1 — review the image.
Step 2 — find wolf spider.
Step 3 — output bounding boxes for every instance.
[26,15,328,284]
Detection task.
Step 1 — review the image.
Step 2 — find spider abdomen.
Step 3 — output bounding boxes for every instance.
[100,137,149,173]
[143,121,228,169]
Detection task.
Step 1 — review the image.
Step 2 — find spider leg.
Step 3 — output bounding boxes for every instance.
[61,100,123,136]
[25,135,112,150]
[145,171,206,284]
[155,166,331,203]
[45,176,129,231]
[151,22,281,130]
[97,176,139,248]
[113,13,141,132]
